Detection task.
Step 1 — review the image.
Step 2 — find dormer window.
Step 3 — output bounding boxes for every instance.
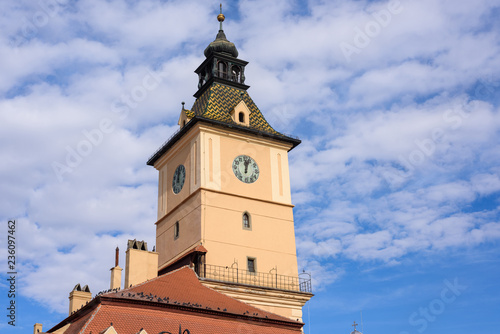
[178,107,192,129]
[231,100,251,127]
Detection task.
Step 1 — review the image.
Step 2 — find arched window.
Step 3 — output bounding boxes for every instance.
[198,70,206,88]
[218,61,227,79]
[174,221,179,239]
[238,112,245,123]
[231,66,240,83]
[242,212,251,230]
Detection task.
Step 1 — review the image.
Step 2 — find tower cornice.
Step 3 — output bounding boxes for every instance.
[147,116,300,167]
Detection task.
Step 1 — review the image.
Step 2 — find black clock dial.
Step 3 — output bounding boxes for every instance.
[172,164,186,194]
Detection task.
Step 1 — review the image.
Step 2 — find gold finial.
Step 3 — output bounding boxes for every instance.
[217,3,225,24]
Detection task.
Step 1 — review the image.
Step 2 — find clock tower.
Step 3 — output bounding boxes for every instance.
[147,7,312,321]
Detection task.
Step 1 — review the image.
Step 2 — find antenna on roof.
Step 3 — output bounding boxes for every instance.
[360,310,364,333]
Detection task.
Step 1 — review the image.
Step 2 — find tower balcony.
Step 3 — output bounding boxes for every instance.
[196,263,312,293]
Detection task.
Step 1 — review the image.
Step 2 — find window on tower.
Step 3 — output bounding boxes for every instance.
[174,221,179,239]
[242,212,251,230]
[247,257,256,273]
[217,61,227,79]
[231,65,240,83]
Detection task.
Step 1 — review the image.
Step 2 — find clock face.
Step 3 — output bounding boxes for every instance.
[172,164,186,194]
[232,155,259,184]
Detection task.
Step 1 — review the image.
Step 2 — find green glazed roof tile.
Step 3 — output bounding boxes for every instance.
[184,109,195,118]
[190,83,280,135]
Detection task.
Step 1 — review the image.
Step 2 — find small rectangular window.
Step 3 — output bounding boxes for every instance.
[174,221,179,239]
[247,257,256,273]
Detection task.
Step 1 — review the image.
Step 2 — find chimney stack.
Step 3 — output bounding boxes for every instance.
[110,246,122,290]
[68,284,91,315]
[124,239,158,288]
[33,323,42,334]
[115,246,119,266]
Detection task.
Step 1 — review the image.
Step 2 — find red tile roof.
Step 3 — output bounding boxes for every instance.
[65,304,301,334]
[48,266,303,334]
[107,266,295,322]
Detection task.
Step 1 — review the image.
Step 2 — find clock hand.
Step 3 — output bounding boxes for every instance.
[244,158,250,173]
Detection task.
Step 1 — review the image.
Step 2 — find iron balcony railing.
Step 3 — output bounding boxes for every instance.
[197,264,312,293]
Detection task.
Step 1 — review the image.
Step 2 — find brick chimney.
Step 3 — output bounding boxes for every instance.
[110,246,122,290]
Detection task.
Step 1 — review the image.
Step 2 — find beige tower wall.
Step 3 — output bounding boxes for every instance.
[156,129,200,220]
[197,126,293,204]
[156,192,202,269]
[202,191,298,276]
[154,123,299,278]
[201,280,312,322]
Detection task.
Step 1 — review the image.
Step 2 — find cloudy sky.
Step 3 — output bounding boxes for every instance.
[1,0,499,333]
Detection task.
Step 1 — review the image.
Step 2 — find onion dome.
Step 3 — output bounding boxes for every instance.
[204,5,238,58]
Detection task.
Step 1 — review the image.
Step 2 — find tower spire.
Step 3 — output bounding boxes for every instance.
[203,4,238,58]
[218,3,225,31]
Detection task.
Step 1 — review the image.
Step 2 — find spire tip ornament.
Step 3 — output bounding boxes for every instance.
[217,4,225,30]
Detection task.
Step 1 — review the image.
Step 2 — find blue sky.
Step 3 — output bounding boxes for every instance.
[1,0,499,333]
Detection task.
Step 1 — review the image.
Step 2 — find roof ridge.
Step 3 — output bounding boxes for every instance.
[78,304,101,334]
[115,265,193,293]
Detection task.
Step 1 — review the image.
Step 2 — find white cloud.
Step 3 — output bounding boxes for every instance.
[1,0,500,319]
[471,173,500,196]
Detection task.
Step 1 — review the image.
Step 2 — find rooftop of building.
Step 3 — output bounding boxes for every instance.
[47,266,304,334]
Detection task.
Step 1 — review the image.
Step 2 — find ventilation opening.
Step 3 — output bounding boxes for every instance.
[238,112,245,123]
[128,239,148,251]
